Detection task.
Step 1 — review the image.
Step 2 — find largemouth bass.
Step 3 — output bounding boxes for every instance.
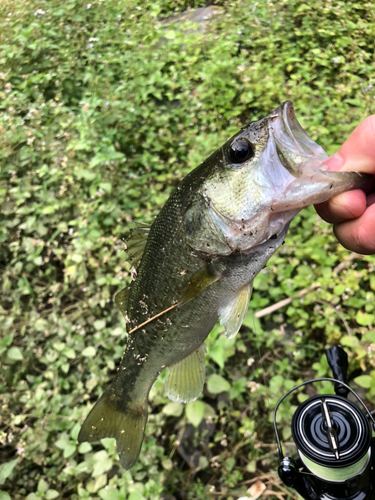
[78,101,368,470]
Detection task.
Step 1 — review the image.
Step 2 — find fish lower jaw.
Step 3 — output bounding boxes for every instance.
[238,223,291,255]
[270,169,370,212]
[216,207,299,255]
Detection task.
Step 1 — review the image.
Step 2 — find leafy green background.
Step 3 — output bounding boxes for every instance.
[1,0,375,498]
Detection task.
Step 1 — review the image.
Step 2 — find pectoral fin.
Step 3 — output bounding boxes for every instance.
[219,283,253,339]
[181,264,221,304]
[165,344,206,403]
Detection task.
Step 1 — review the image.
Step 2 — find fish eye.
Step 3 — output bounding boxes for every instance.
[229,138,254,164]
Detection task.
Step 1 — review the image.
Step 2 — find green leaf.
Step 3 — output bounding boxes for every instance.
[0,459,17,481]
[41,206,57,215]
[53,342,65,352]
[340,335,360,348]
[98,488,122,500]
[55,433,69,450]
[363,331,375,343]
[45,491,59,500]
[161,457,173,470]
[208,343,225,368]
[76,169,97,181]
[78,442,92,454]
[207,334,235,368]
[0,492,12,500]
[225,457,236,472]
[162,402,184,417]
[203,403,216,419]
[100,438,116,450]
[110,327,126,337]
[70,423,81,440]
[37,479,48,493]
[356,311,374,326]
[100,182,112,194]
[354,375,372,389]
[93,319,106,331]
[163,30,176,40]
[71,253,83,263]
[128,492,146,500]
[82,346,96,358]
[92,450,113,478]
[62,347,76,359]
[63,442,76,458]
[185,400,205,427]
[0,334,13,356]
[7,347,23,361]
[207,374,231,394]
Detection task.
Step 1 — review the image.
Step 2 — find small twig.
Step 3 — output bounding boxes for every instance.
[258,350,276,365]
[255,251,363,319]
[62,303,81,315]
[263,490,285,500]
[253,441,295,449]
[333,251,362,274]
[255,283,319,319]
[314,298,352,336]
[266,475,299,500]
[239,473,276,485]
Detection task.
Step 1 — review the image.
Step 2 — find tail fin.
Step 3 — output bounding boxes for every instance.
[78,386,148,470]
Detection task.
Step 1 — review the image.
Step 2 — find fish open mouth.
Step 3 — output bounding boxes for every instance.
[269,101,328,177]
[269,101,369,213]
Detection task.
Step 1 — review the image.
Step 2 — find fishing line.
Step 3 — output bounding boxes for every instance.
[300,452,370,482]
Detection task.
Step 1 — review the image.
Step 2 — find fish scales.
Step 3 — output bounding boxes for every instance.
[78,101,370,470]
[116,159,257,399]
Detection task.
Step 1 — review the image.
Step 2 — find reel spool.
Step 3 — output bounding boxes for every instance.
[274,346,375,500]
[292,395,372,483]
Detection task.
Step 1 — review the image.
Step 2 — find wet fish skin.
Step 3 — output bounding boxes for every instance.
[78,101,369,470]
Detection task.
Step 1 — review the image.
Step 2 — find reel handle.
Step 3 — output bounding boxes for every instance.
[326,346,349,397]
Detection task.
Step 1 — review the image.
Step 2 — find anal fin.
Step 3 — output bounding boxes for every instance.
[78,386,147,471]
[165,344,206,403]
[219,283,253,339]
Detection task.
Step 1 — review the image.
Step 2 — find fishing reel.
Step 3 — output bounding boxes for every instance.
[274,346,375,500]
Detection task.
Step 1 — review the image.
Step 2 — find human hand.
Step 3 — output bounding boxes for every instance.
[315,116,375,255]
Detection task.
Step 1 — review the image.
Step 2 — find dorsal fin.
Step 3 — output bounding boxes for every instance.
[124,222,151,267]
[115,286,130,317]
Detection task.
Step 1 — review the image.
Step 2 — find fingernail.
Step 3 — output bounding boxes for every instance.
[322,153,344,172]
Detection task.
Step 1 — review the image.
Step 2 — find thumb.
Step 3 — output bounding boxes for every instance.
[315,115,375,224]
